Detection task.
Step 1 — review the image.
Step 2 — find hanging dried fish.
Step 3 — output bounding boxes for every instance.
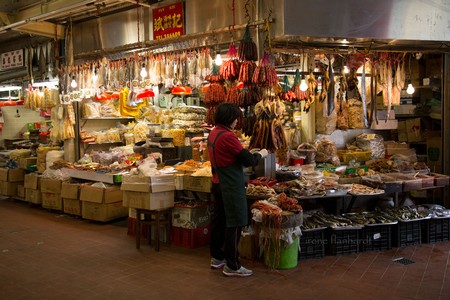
[361,61,368,127]
[327,56,335,116]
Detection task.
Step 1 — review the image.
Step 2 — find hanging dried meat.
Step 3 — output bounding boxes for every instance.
[336,69,349,130]
[206,105,217,125]
[220,44,241,81]
[238,85,260,107]
[304,70,317,112]
[252,52,278,88]
[226,83,240,104]
[291,69,308,101]
[242,106,257,137]
[239,25,258,61]
[204,63,227,105]
[238,60,256,84]
[279,75,295,101]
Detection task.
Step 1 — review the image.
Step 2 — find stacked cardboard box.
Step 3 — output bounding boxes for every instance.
[121,174,175,210]
[80,183,127,222]
[61,182,81,216]
[0,168,25,198]
[40,178,63,210]
[24,173,41,204]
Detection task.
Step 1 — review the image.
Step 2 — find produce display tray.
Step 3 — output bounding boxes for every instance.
[325,228,360,255]
[421,217,450,243]
[299,227,326,259]
[360,224,393,252]
[393,220,422,247]
[62,168,124,184]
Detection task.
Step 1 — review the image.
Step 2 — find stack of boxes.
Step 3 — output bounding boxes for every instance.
[0,168,25,198]
[80,183,127,222]
[61,181,81,216]
[122,174,176,242]
[24,173,41,204]
[40,177,63,210]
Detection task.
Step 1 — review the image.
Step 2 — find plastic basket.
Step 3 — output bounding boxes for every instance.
[326,228,360,255]
[299,228,326,259]
[171,225,210,249]
[393,220,421,247]
[421,217,450,243]
[360,224,393,251]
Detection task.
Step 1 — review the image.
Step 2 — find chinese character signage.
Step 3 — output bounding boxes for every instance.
[1,50,24,70]
[153,2,184,40]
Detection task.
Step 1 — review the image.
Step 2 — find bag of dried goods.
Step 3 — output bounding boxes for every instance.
[355,133,385,159]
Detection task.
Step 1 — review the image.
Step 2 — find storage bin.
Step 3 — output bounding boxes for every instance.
[421,217,450,243]
[360,224,393,251]
[299,228,326,259]
[326,228,360,255]
[171,225,210,249]
[393,220,422,247]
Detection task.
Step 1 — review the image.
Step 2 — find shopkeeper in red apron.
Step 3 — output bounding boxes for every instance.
[208,102,268,277]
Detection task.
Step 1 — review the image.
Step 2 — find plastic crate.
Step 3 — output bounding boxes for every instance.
[326,228,360,255]
[299,228,326,259]
[360,224,393,251]
[421,218,450,243]
[393,220,421,247]
[171,225,210,249]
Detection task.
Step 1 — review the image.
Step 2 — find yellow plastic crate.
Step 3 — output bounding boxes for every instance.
[337,150,371,163]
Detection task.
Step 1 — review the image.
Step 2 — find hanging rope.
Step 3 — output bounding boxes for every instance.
[136,0,141,45]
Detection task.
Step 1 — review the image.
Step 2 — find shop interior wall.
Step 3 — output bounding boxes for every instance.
[282,0,450,42]
[0,107,45,148]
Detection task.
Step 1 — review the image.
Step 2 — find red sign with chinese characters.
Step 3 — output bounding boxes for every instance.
[0,50,24,70]
[153,2,184,40]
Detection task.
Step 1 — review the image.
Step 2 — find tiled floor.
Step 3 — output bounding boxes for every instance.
[1,197,449,300]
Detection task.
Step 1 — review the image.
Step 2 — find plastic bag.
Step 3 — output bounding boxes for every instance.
[315,96,337,134]
[314,137,340,166]
[355,133,385,159]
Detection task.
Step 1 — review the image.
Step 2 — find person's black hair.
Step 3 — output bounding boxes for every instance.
[214,102,242,127]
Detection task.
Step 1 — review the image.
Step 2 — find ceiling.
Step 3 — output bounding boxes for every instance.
[0,0,162,53]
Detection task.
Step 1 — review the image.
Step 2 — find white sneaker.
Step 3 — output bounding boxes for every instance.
[222,265,253,277]
[210,258,226,269]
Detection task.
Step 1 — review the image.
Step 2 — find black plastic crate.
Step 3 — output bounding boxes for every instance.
[360,224,393,252]
[325,228,360,255]
[421,218,450,243]
[393,221,421,247]
[299,228,326,259]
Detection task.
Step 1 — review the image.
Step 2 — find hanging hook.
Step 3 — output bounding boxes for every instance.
[244,0,251,24]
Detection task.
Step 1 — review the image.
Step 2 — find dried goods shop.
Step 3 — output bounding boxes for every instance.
[0,0,450,298]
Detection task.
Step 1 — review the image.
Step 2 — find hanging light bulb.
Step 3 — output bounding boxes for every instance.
[70,76,77,89]
[140,63,147,79]
[215,53,223,66]
[299,78,308,91]
[406,83,415,95]
[343,65,349,74]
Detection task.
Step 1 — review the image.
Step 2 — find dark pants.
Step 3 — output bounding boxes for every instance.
[210,183,242,270]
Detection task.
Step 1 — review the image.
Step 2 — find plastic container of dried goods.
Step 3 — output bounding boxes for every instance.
[416,174,435,189]
[431,173,450,186]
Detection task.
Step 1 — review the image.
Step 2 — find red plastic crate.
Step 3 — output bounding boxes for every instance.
[171,225,210,249]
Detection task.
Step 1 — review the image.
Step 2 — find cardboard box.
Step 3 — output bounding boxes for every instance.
[376,110,396,120]
[82,201,128,222]
[41,192,62,210]
[17,184,25,198]
[40,178,62,194]
[121,174,175,193]
[183,176,212,193]
[397,120,408,142]
[25,188,42,204]
[80,184,122,204]
[0,181,19,197]
[406,118,422,142]
[19,157,37,170]
[384,141,409,150]
[370,119,398,130]
[63,198,82,216]
[61,182,80,199]
[172,202,211,229]
[24,173,40,190]
[394,104,416,115]
[122,190,175,210]
[0,168,25,182]
[175,174,184,190]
